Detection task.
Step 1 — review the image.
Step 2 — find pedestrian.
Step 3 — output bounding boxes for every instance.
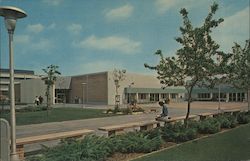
[35,96,39,106]
[39,96,43,105]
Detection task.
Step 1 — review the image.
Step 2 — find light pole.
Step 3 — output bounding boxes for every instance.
[0,6,27,161]
[217,55,221,113]
[81,83,87,108]
[128,82,134,104]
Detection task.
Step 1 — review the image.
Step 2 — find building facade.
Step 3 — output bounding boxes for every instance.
[18,71,248,105]
[0,68,39,101]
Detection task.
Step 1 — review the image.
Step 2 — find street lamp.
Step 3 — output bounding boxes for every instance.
[0,6,27,161]
[128,82,134,104]
[81,83,87,108]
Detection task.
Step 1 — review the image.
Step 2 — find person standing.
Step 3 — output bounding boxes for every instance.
[35,96,39,106]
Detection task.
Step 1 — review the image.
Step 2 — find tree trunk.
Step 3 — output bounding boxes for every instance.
[248,89,250,111]
[184,86,194,128]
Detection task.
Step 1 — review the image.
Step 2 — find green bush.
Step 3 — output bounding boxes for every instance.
[198,117,221,134]
[26,131,163,161]
[120,107,133,114]
[27,135,114,161]
[113,131,163,153]
[237,112,250,124]
[161,122,198,143]
[218,115,237,128]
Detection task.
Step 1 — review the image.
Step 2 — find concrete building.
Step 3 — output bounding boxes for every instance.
[18,71,248,105]
[0,68,39,101]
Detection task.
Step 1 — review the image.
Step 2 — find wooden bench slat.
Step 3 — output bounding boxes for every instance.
[198,112,217,117]
[98,123,138,131]
[16,129,94,145]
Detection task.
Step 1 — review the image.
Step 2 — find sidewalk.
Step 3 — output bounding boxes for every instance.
[15,102,247,153]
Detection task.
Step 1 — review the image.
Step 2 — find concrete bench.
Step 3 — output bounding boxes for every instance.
[198,112,221,120]
[98,123,138,136]
[223,109,241,115]
[16,129,94,160]
[137,120,160,131]
[156,115,199,124]
[98,121,160,136]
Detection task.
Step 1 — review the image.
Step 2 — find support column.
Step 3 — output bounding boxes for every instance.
[226,93,229,102]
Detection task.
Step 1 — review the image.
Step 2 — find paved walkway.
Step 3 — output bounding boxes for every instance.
[15,102,248,152]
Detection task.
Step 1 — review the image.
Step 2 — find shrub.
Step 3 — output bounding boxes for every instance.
[120,107,132,114]
[237,112,250,124]
[161,122,197,143]
[218,115,237,128]
[29,135,114,161]
[113,131,163,153]
[198,117,221,134]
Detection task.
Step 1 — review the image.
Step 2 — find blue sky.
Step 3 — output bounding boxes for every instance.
[0,0,249,76]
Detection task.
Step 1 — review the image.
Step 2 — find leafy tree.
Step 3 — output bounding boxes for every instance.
[228,40,250,110]
[42,65,61,112]
[113,69,126,111]
[145,3,225,126]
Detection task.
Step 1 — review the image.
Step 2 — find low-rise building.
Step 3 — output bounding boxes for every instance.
[18,71,248,105]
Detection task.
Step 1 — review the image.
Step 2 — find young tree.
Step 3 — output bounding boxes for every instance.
[113,69,126,111]
[42,65,61,112]
[145,3,225,126]
[228,40,250,111]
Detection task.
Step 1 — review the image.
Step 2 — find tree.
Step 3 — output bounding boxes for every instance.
[145,3,225,126]
[42,65,61,112]
[113,69,126,111]
[228,40,250,111]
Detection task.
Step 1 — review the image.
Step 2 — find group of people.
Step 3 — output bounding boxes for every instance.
[156,98,171,119]
[35,96,43,106]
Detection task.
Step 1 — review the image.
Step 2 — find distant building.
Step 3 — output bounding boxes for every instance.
[0,68,39,101]
[18,71,248,105]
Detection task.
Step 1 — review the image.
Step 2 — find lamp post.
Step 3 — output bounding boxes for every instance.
[217,55,221,113]
[0,6,27,161]
[128,82,134,104]
[81,83,87,108]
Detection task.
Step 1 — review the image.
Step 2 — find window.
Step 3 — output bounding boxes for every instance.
[139,93,147,100]
[198,93,210,98]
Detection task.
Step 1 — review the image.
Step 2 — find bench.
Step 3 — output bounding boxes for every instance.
[98,123,138,136]
[198,112,221,120]
[156,115,199,124]
[98,121,159,136]
[137,120,160,131]
[223,109,241,115]
[16,129,94,160]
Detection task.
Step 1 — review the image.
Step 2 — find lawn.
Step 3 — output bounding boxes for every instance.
[133,124,250,161]
[0,107,116,125]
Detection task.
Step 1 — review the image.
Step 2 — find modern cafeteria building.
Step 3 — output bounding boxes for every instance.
[17,71,248,105]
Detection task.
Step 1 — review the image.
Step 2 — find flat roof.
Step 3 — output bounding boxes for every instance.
[0,68,34,75]
[125,87,186,94]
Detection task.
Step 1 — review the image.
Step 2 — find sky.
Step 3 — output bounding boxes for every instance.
[0,0,249,76]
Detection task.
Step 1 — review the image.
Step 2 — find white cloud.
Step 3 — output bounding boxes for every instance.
[15,34,53,52]
[67,23,82,34]
[155,0,211,14]
[26,24,44,33]
[30,38,53,51]
[48,23,56,29]
[155,0,180,14]
[105,4,134,21]
[43,0,63,6]
[74,35,141,54]
[74,60,124,74]
[213,6,250,52]
[15,35,30,44]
